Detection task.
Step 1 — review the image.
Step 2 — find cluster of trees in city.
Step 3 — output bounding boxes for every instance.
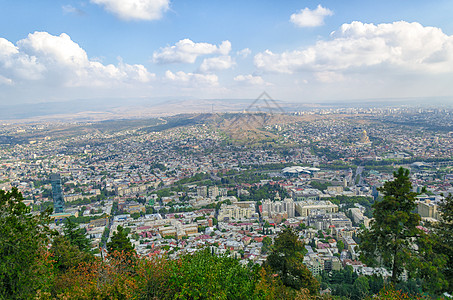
[219,169,272,185]
[318,266,432,299]
[216,164,292,186]
[248,162,295,171]
[316,160,355,170]
[327,195,374,208]
[309,181,333,192]
[149,162,167,172]
[176,172,211,185]
[382,118,453,132]
[353,156,453,168]
[67,213,108,225]
[319,266,374,299]
[311,144,342,160]
[238,183,290,202]
[327,195,375,218]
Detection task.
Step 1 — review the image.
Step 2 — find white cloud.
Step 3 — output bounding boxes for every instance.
[255,21,453,77]
[153,39,231,64]
[314,71,344,83]
[90,0,169,21]
[233,74,266,85]
[0,75,13,85]
[164,70,218,86]
[62,5,85,16]
[0,32,155,86]
[199,56,234,73]
[290,5,333,28]
[236,48,251,58]
[0,37,46,81]
[117,59,156,83]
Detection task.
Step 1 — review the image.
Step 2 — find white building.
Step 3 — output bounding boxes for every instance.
[296,200,338,217]
[262,198,295,218]
[218,203,255,221]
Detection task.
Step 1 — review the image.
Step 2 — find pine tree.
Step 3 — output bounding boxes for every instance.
[265,227,319,294]
[359,167,446,290]
[0,188,54,298]
[51,235,93,273]
[107,225,135,255]
[432,193,453,293]
[63,218,92,252]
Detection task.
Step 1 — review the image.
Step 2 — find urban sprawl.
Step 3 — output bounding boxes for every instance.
[1,106,453,282]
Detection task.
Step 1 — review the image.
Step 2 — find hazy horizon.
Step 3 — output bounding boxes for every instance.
[1,95,453,123]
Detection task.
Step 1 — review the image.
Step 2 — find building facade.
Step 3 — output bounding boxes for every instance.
[51,173,65,213]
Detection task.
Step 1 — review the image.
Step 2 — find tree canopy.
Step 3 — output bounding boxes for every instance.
[2,186,449,298]
[107,225,135,255]
[359,167,447,292]
[265,227,319,294]
[0,187,54,299]
[63,218,92,253]
[50,235,93,274]
[431,193,453,293]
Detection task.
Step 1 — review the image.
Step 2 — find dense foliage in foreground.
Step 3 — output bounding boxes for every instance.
[0,187,319,299]
[1,184,452,299]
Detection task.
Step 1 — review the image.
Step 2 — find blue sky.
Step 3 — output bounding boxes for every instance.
[1,0,453,105]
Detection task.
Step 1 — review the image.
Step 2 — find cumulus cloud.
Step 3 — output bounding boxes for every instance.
[153,39,231,64]
[0,32,155,86]
[90,0,169,21]
[255,21,453,77]
[233,74,266,85]
[199,56,234,73]
[0,37,46,81]
[164,70,218,86]
[290,5,333,28]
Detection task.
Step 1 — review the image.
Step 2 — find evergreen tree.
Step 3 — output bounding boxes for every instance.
[63,218,91,252]
[0,188,54,299]
[337,240,345,253]
[51,235,93,274]
[107,225,135,254]
[265,227,319,294]
[351,276,370,300]
[432,193,453,293]
[261,236,272,254]
[359,167,446,289]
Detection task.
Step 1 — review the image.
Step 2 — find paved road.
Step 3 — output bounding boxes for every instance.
[355,166,364,185]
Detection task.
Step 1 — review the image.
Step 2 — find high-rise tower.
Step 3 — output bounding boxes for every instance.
[51,173,65,213]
